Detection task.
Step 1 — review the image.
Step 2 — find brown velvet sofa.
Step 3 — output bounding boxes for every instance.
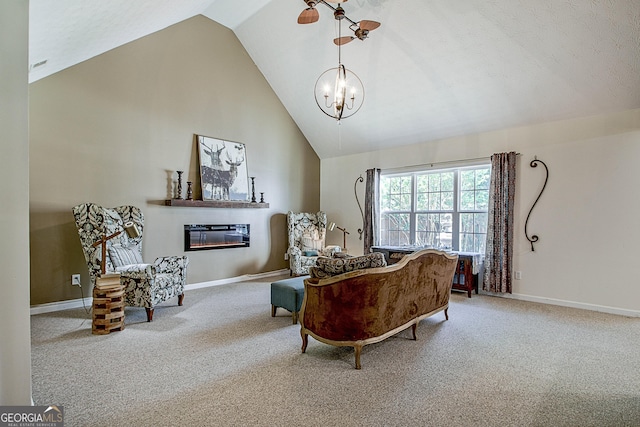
[300,249,458,369]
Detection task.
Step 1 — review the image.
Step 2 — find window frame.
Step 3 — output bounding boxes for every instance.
[378,163,491,252]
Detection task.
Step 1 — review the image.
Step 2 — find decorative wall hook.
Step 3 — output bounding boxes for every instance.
[354,175,364,240]
[525,157,548,251]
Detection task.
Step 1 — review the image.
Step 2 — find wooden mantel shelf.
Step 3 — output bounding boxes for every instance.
[165,199,269,208]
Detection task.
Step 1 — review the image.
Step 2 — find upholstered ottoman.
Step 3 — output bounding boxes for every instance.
[271,276,307,324]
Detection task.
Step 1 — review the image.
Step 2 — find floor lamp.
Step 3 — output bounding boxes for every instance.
[329,222,349,251]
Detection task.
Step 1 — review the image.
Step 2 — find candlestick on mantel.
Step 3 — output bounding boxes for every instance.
[250,177,256,203]
[176,171,184,199]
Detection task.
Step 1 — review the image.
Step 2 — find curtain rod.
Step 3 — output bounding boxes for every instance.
[382,153,521,174]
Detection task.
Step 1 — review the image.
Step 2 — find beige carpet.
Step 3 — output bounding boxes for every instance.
[31,274,640,427]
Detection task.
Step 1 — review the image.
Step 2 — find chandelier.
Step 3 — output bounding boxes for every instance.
[314,65,363,122]
[298,1,380,122]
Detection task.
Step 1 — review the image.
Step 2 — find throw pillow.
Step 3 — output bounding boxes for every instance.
[308,266,331,279]
[310,252,387,278]
[333,252,350,258]
[108,245,143,268]
[303,250,319,257]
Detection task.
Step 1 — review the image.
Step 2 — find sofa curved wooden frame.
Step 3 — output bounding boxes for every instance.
[300,249,458,369]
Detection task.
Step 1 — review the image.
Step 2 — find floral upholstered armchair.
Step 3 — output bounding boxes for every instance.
[72,203,189,322]
[286,211,340,276]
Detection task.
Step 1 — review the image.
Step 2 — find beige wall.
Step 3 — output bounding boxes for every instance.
[29,16,320,305]
[321,109,640,316]
[0,0,32,404]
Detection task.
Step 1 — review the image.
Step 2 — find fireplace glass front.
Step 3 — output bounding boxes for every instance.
[184,224,250,251]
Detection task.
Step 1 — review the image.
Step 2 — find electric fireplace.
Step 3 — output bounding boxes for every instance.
[184,224,250,251]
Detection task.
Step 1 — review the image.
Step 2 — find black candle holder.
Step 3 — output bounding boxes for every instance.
[176,171,183,199]
[186,181,193,200]
[250,177,257,203]
[260,192,265,203]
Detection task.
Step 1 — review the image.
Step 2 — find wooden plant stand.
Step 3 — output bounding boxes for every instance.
[92,285,125,335]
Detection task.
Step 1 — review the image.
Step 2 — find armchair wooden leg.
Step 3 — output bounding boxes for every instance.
[145,308,154,322]
[444,307,449,321]
[178,294,184,306]
[301,331,308,353]
[271,305,277,317]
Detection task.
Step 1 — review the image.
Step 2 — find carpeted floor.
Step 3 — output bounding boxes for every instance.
[31,274,640,427]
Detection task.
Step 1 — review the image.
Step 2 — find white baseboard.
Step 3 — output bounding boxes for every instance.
[184,269,289,291]
[491,292,640,318]
[30,269,290,315]
[30,296,94,315]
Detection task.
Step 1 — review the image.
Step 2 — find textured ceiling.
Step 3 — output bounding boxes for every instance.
[29,0,640,159]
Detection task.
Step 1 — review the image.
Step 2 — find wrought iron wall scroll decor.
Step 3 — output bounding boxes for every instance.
[524,157,548,251]
[354,175,364,240]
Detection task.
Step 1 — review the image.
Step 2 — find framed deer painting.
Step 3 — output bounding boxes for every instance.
[197,135,250,201]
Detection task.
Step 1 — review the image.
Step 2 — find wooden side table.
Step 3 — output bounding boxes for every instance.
[92,274,125,334]
[452,254,477,298]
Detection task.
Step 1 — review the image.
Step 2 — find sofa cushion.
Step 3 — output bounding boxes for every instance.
[309,252,387,278]
[108,245,143,268]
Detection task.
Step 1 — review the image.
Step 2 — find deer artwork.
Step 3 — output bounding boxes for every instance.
[218,151,245,200]
[200,141,246,200]
[200,140,225,199]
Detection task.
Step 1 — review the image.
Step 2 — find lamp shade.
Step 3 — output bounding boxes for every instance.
[124,221,140,238]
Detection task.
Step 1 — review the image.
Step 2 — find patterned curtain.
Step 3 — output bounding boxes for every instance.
[483,152,517,293]
[363,168,381,254]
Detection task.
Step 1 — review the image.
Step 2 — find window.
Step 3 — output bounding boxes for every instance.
[379,165,490,253]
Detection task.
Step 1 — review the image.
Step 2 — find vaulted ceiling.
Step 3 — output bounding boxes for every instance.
[29,0,640,159]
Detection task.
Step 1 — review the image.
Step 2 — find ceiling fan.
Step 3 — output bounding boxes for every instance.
[297,0,381,45]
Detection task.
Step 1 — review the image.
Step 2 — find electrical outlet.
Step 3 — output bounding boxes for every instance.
[515,271,522,280]
[71,274,81,286]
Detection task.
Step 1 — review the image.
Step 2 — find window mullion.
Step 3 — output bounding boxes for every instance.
[452,170,460,251]
[410,173,417,245]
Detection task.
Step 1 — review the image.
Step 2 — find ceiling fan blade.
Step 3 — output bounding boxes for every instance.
[334,36,355,46]
[298,8,319,24]
[324,0,347,3]
[359,20,381,31]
